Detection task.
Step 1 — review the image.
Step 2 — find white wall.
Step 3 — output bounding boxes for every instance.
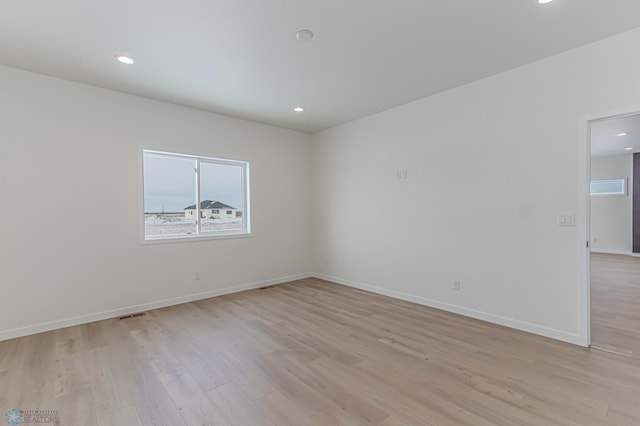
[312,28,640,345]
[5,29,640,346]
[590,155,633,254]
[0,65,313,339]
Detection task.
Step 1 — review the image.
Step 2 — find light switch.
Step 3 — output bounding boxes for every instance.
[557,213,575,227]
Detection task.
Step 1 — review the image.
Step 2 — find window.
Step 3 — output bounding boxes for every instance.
[142,150,250,241]
[226,210,232,215]
[590,178,627,196]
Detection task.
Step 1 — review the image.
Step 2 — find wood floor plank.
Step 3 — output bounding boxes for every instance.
[252,391,339,426]
[218,344,277,401]
[244,348,340,415]
[53,351,91,398]
[1,277,639,424]
[159,368,231,425]
[126,358,187,426]
[173,339,233,392]
[53,388,97,426]
[54,325,84,359]
[79,320,110,351]
[591,253,640,356]
[97,405,143,426]
[86,347,133,417]
[206,383,272,426]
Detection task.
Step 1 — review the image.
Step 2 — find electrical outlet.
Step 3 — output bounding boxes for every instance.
[194,271,201,280]
[453,280,461,291]
[396,169,408,180]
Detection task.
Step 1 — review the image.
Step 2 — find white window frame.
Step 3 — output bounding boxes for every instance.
[589,178,627,196]
[140,149,251,243]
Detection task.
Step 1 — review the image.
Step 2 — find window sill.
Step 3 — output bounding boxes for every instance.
[141,231,252,245]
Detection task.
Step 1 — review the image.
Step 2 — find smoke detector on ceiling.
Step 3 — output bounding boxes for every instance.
[296,29,314,42]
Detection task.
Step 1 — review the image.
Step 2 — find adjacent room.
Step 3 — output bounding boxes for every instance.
[2,0,640,424]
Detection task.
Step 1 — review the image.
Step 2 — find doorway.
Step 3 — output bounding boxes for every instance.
[589,112,640,356]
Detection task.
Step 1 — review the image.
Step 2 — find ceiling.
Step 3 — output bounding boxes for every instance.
[2,1,640,133]
[591,114,640,158]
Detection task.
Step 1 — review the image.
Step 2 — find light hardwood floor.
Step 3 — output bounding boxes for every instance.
[591,253,640,357]
[2,278,640,425]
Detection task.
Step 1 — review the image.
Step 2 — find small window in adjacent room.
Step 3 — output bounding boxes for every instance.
[590,178,627,196]
[142,150,250,241]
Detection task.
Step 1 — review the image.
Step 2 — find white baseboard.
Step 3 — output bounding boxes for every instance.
[591,249,632,255]
[1,271,583,347]
[0,273,312,342]
[312,273,583,346]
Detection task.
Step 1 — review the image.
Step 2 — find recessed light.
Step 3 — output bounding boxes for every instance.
[116,55,135,65]
[293,107,304,113]
[538,0,554,3]
[625,147,634,151]
[295,30,314,42]
[617,132,629,137]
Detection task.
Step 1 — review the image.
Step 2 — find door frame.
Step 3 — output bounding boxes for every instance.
[578,107,640,347]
